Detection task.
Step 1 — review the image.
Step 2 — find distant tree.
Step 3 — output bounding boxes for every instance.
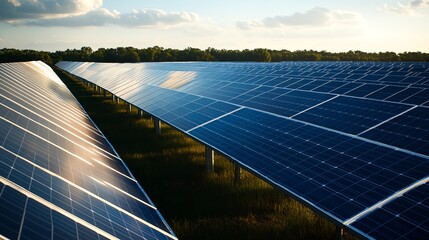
[203,48,216,61]
[158,49,174,61]
[378,52,400,62]
[321,55,340,61]
[80,46,92,61]
[0,48,53,65]
[121,47,140,62]
[293,50,321,61]
[319,51,340,61]
[91,48,106,62]
[269,50,283,62]
[399,52,429,62]
[253,48,271,62]
[139,48,155,62]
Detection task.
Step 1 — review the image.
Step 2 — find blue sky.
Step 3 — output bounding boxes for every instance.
[0,0,428,52]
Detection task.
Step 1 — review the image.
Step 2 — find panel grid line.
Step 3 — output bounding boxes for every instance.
[0,176,120,240]
[185,106,244,133]
[344,176,429,225]
[357,105,418,136]
[290,95,339,118]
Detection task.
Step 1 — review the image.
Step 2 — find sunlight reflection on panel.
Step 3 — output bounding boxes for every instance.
[160,71,197,89]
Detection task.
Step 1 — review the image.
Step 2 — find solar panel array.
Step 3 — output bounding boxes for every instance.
[56,61,429,240]
[0,61,176,240]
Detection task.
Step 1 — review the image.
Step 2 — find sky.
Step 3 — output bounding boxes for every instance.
[0,0,428,52]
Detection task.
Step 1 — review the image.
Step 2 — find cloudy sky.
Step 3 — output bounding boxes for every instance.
[0,0,428,52]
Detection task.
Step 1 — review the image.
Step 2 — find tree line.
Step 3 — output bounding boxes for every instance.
[1,47,428,65]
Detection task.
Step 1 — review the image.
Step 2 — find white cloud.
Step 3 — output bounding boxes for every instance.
[0,0,199,28]
[118,9,200,27]
[21,8,199,28]
[236,7,363,30]
[25,8,119,27]
[384,0,429,15]
[8,0,21,7]
[0,0,102,20]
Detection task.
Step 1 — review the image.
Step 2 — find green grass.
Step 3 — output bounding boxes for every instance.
[55,68,357,240]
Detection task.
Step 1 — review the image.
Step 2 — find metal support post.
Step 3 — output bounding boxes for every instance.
[336,226,344,240]
[154,118,161,135]
[205,146,214,172]
[234,164,241,184]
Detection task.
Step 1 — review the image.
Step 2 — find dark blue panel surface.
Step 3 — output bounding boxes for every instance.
[330,83,362,94]
[361,106,429,156]
[189,108,429,221]
[241,90,334,117]
[346,84,385,97]
[0,179,114,240]
[293,96,412,135]
[385,87,423,103]
[350,182,429,240]
[20,199,52,240]
[401,89,429,105]
[365,85,405,100]
[0,185,27,239]
[312,81,348,93]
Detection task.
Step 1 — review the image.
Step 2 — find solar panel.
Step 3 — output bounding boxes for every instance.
[56,61,429,239]
[0,61,176,240]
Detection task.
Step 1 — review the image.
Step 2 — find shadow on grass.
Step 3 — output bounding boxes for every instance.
[55,68,346,240]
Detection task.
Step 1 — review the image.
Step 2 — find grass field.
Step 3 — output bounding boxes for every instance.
[55,68,352,240]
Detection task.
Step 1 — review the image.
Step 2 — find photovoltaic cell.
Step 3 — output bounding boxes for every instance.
[312,81,348,92]
[293,96,412,135]
[56,61,429,240]
[401,89,429,105]
[238,90,334,117]
[330,83,363,94]
[0,184,111,240]
[384,87,424,103]
[360,106,429,156]
[345,84,385,97]
[364,85,406,100]
[350,182,429,240]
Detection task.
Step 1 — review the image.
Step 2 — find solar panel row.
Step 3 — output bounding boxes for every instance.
[58,61,429,157]
[56,61,429,240]
[0,61,176,240]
